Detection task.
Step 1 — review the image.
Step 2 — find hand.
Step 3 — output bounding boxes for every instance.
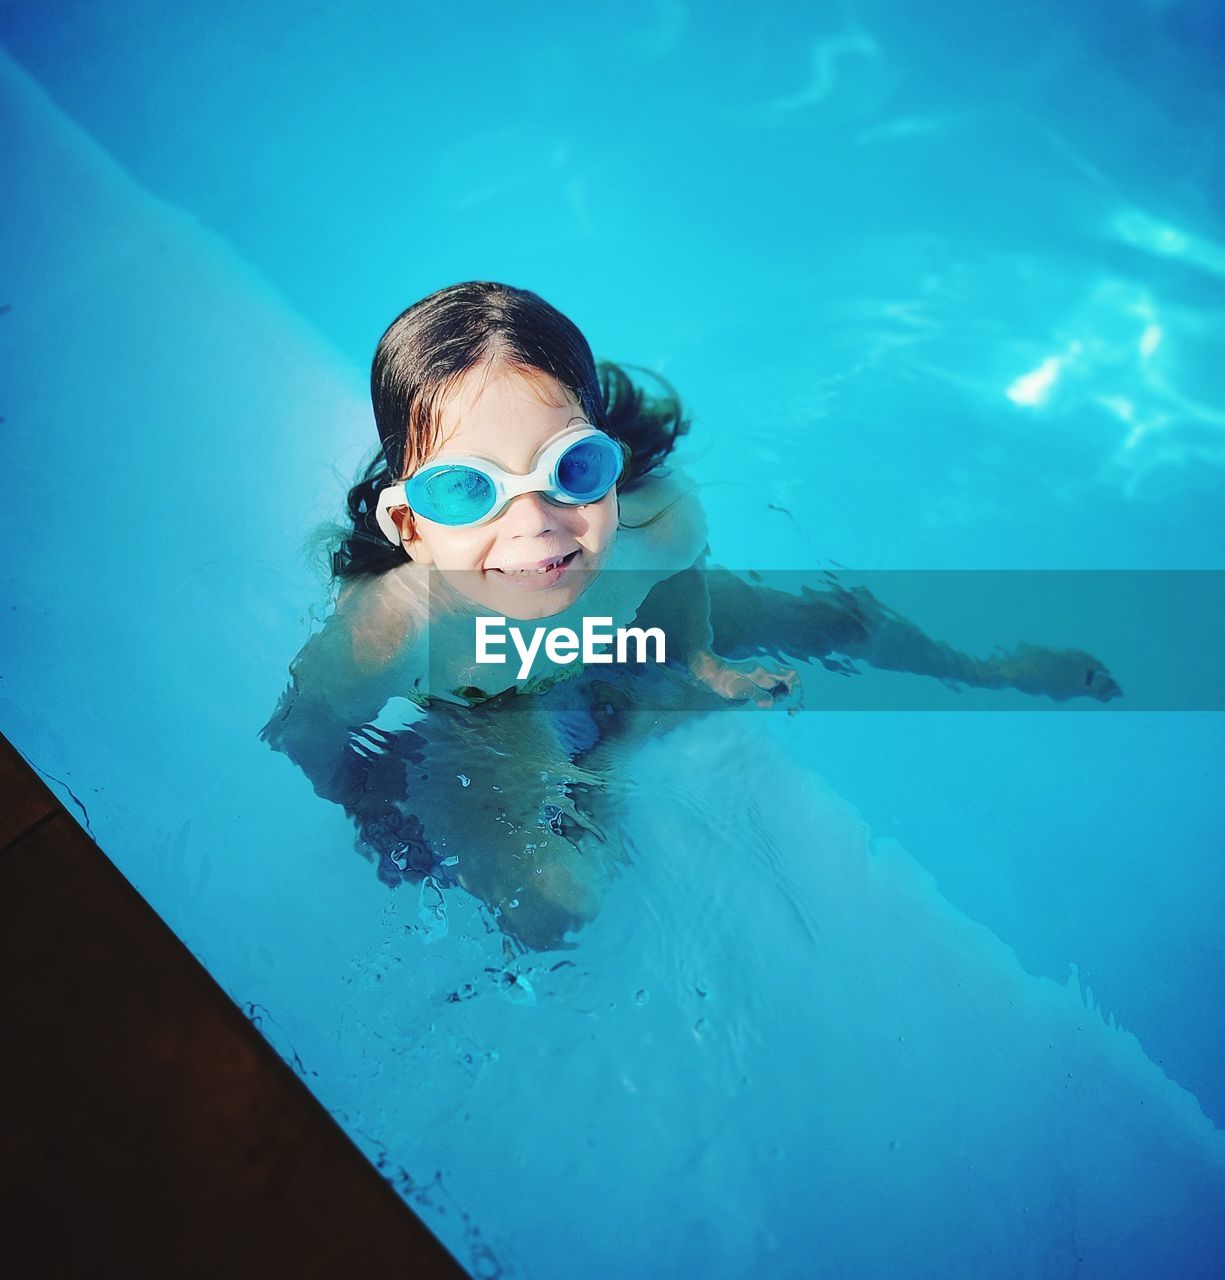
[687,648,804,711]
[992,642,1123,703]
[471,817,613,953]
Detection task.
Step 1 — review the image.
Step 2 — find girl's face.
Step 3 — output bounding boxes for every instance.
[391,364,620,620]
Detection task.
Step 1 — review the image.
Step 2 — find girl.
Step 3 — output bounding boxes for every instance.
[261,281,1119,952]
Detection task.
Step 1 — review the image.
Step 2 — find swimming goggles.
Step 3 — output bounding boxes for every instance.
[375,425,628,541]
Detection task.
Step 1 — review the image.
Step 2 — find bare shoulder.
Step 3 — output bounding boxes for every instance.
[616,464,709,570]
[334,561,429,674]
[290,562,429,724]
[618,463,701,521]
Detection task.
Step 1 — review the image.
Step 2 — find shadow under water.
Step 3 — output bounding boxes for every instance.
[336,661,731,955]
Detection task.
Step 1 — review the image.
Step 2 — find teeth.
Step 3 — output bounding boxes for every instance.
[500,555,567,575]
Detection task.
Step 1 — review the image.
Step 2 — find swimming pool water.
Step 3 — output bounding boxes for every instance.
[2,2,1223,1275]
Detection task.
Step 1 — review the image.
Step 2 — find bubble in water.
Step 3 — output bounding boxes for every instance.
[457,773,471,787]
[635,989,650,1005]
[417,875,448,944]
[500,971,536,1006]
[471,1243,503,1279]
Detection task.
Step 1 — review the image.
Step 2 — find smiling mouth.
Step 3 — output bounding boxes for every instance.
[491,550,580,577]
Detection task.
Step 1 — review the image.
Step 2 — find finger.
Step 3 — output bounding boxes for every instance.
[771,672,802,701]
[783,680,805,713]
[750,671,794,695]
[1092,672,1123,701]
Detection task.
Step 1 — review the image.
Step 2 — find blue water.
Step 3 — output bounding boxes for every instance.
[2,2,1224,1275]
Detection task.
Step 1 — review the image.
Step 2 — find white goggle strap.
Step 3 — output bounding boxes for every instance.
[374,481,409,546]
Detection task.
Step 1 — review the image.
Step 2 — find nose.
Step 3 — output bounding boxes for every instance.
[498,489,558,536]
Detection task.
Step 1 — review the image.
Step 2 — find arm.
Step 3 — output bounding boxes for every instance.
[263,582,620,951]
[259,570,427,804]
[807,582,1122,701]
[259,623,392,807]
[620,468,801,707]
[636,554,803,708]
[264,623,615,950]
[702,571,1121,704]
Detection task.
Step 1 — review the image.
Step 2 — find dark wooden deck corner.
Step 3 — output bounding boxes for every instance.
[0,731,467,1279]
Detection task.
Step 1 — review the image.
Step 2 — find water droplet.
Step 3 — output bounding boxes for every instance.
[501,972,536,1006]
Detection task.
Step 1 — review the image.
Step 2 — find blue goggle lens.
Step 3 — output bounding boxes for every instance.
[556,436,623,501]
[409,465,496,526]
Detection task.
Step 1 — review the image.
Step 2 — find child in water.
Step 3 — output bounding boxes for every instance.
[262,281,1120,953]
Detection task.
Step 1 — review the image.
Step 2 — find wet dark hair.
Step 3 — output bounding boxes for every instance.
[331,281,691,579]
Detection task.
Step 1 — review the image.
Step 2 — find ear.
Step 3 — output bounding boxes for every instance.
[387,504,418,552]
[391,505,436,565]
[387,504,413,539]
